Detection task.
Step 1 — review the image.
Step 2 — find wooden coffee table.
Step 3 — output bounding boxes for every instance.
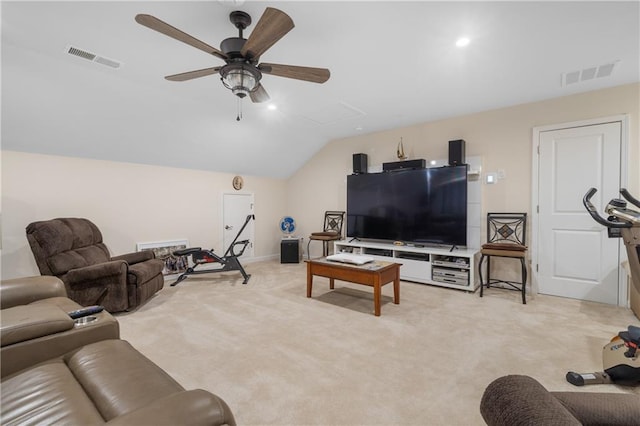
[306,258,401,316]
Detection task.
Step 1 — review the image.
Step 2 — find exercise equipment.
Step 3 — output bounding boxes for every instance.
[565,188,640,386]
[172,214,255,286]
[566,325,640,386]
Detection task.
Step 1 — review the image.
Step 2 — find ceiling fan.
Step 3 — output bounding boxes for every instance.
[135,7,330,107]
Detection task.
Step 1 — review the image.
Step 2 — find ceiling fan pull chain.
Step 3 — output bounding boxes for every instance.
[236,97,243,121]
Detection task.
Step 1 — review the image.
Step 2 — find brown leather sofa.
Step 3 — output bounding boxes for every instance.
[1,275,120,378]
[1,276,236,425]
[26,217,164,313]
[480,375,640,426]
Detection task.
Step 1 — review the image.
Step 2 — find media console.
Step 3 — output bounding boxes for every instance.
[334,240,479,292]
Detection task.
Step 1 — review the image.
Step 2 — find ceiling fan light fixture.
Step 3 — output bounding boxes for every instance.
[220,63,261,98]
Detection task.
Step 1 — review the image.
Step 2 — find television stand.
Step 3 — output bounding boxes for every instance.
[334,240,479,292]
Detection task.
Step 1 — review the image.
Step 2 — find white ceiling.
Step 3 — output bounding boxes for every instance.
[2,1,639,178]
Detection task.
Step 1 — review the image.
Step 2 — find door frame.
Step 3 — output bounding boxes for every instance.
[221,192,255,259]
[531,114,629,305]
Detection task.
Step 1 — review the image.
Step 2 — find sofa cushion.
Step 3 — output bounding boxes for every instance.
[27,218,104,256]
[552,392,640,426]
[1,359,105,425]
[1,304,74,347]
[105,389,236,426]
[47,245,111,276]
[66,340,184,421]
[127,259,164,285]
[0,276,67,309]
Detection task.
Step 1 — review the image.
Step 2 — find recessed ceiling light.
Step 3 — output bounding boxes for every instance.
[267,104,277,111]
[355,126,363,131]
[456,37,470,48]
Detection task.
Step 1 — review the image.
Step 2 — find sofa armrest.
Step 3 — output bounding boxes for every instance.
[66,261,127,286]
[480,375,581,426]
[1,304,74,347]
[65,261,129,312]
[1,309,119,378]
[0,276,67,309]
[552,391,640,425]
[112,251,155,265]
[105,390,236,426]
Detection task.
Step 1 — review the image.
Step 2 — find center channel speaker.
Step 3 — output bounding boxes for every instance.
[448,139,466,166]
[353,153,368,174]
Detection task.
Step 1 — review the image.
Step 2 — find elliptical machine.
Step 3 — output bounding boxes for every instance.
[565,188,640,386]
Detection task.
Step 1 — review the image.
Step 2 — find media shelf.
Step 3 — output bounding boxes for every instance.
[334,240,479,292]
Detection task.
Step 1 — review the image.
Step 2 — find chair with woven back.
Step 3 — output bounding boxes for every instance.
[307,211,345,259]
[478,213,528,304]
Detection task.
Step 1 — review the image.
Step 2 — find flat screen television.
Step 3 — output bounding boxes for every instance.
[346,165,467,246]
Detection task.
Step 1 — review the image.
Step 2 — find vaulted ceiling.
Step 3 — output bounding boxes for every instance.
[2,1,638,178]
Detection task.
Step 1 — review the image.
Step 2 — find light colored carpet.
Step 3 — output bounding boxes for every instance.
[116,260,639,425]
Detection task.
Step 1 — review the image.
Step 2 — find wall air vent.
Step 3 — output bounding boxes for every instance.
[562,61,618,87]
[66,45,122,69]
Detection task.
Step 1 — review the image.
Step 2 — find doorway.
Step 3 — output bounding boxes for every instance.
[532,116,628,305]
[222,193,255,259]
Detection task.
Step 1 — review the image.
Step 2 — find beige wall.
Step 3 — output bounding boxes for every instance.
[1,151,287,279]
[2,84,638,276]
[288,83,639,257]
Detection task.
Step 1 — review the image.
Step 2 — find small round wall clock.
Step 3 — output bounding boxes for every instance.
[232,175,244,190]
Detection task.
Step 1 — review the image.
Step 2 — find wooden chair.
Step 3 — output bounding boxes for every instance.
[479,213,528,304]
[307,211,345,259]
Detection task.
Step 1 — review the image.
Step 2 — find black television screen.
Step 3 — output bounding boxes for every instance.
[347,166,467,246]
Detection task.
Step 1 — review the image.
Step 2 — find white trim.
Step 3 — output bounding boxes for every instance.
[136,239,189,252]
[531,114,629,306]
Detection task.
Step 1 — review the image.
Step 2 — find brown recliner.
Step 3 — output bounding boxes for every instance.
[480,375,640,426]
[26,218,164,313]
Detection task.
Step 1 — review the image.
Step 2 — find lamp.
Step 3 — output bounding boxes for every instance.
[220,63,261,99]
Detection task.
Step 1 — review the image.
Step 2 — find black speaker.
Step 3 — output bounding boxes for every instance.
[382,159,426,172]
[352,153,368,174]
[448,139,466,165]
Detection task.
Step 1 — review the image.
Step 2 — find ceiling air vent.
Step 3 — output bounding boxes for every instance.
[66,45,122,69]
[562,61,618,87]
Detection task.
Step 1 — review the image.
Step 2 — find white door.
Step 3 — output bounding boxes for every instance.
[537,121,622,304]
[222,193,255,259]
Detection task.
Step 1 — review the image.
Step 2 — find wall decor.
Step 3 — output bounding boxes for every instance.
[232,175,244,190]
[397,137,407,160]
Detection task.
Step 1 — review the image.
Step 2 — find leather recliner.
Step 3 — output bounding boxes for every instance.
[0,276,236,425]
[26,217,164,312]
[1,275,120,378]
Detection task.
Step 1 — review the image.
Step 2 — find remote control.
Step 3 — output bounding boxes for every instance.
[68,305,104,319]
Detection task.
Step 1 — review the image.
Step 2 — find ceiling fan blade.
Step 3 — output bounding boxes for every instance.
[135,14,227,61]
[241,7,294,60]
[165,67,222,81]
[250,83,270,103]
[259,63,330,84]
